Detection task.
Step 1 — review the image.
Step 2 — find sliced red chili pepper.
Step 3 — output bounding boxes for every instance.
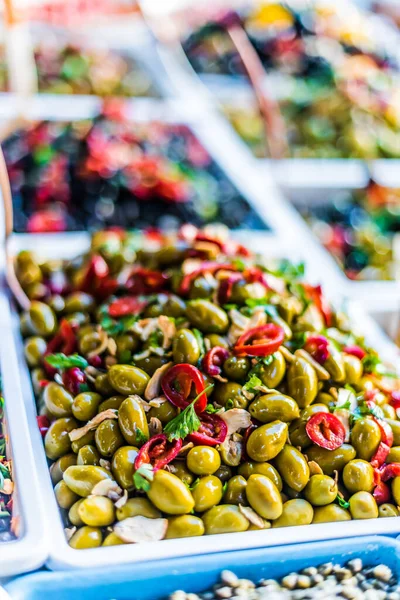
[304,335,330,365]
[62,367,87,396]
[371,443,391,468]
[36,415,50,439]
[243,267,269,287]
[217,273,243,305]
[108,297,148,318]
[134,433,182,471]
[79,254,109,294]
[343,345,366,360]
[379,463,400,482]
[195,233,224,251]
[161,364,207,413]
[234,324,285,357]
[126,268,168,295]
[44,319,77,376]
[390,391,400,410]
[179,262,238,295]
[203,347,230,378]
[188,414,227,446]
[373,481,391,505]
[303,284,333,327]
[306,413,345,450]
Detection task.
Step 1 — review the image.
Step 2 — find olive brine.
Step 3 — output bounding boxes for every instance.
[18,225,400,549]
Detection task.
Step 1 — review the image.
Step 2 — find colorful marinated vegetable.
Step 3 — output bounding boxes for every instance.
[16,225,400,549]
[0,391,15,542]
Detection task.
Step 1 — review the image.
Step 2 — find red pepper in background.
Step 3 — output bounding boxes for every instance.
[36,415,50,439]
[62,367,87,396]
[370,418,393,468]
[234,324,284,357]
[188,414,227,446]
[373,480,391,505]
[108,296,148,318]
[303,284,333,327]
[126,268,168,295]
[243,267,269,287]
[179,262,238,295]
[203,347,230,378]
[161,364,207,413]
[79,254,109,294]
[304,335,330,365]
[343,345,366,360]
[306,413,345,450]
[217,273,242,305]
[44,319,77,376]
[134,434,182,471]
[390,391,400,410]
[379,462,400,482]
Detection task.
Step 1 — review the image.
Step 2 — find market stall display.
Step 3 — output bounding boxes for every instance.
[0,387,14,543]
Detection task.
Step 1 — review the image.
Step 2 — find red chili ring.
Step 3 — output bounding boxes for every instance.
[161,363,207,412]
[188,414,228,446]
[134,433,182,472]
[202,347,230,378]
[305,412,345,451]
[234,324,285,357]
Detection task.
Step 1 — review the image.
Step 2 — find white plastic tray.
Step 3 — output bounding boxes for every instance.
[3,230,400,571]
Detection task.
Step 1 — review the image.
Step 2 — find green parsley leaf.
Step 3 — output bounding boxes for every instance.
[193,328,205,359]
[270,260,305,281]
[223,303,239,311]
[336,495,350,509]
[232,258,246,271]
[148,330,160,348]
[290,332,307,351]
[133,464,154,492]
[205,403,220,414]
[164,384,214,441]
[222,481,228,495]
[45,353,88,370]
[245,298,270,309]
[243,374,263,395]
[362,355,397,378]
[331,399,351,412]
[134,426,149,446]
[100,314,137,335]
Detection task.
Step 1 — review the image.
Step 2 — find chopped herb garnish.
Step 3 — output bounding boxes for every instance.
[133,463,154,492]
[45,353,88,370]
[232,258,246,271]
[336,495,350,509]
[164,384,214,441]
[193,328,205,360]
[134,426,149,446]
[243,374,263,395]
[290,331,307,351]
[222,481,228,495]
[205,403,220,414]
[331,399,352,412]
[271,260,305,281]
[362,355,397,378]
[223,303,239,311]
[100,314,137,335]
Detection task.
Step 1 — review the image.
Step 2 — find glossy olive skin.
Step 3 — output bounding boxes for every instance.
[77,445,101,466]
[68,500,84,527]
[386,420,400,446]
[44,383,74,418]
[98,395,125,413]
[111,446,139,490]
[289,404,329,449]
[102,532,126,546]
[343,460,375,494]
[116,498,161,522]
[274,445,310,492]
[246,421,288,462]
[351,418,381,462]
[306,444,356,476]
[63,465,114,497]
[238,462,282,491]
[287,357,318,408]
[24,336,47,367]
[202,505,249,535]
[71,430,96,454]
[246,474,282,520]
[213,465,233,483]
[192,476,223,512]
[79,331,104,355]
[312,505,351,523]
[186,300,229,334]
[205,334,228,349]
[118,396,149,445]
[169,461,194,486]
[166,515,205,539]
[94,374,115,396]
[387,447,400,464]
[379,504,399,518]
[324,345,345,382]
[54,480,79,509]
[148,402,178,425]
[271,499,313,528]
[147,470,195,515]
[72,392,102,422]
[187,446,221,476]
[223,475,248,506]
[45,417,78,460]
[50,453,77,485]
[343,355,363,385]
[249,393,300,424]
[213,382,248,410]
[64,292,94,314]
[108,364,150,395]
[172,329,200,365]
[223,356,251,383]
[392,477,400,506]
[77,496,115,527]
[94,420,124,457]
[134,355,169,376]
[69,526,102,549]
[349,491,378,519]
[258,351,286,388]
[304,475,338,506]
[29,301,57,337]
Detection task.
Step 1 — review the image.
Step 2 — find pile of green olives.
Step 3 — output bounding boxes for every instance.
[17,227,400,550]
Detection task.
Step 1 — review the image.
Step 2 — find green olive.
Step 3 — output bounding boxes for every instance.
[324,345,346,382]
[31,367,47,397]
[29,301,56,337]
[94,374,115,396]
[349,491,378,519]
[382,405,396,420]
[50,453,77,485]
[115,334,139,362]
[249,393,300,423]
[77,445,101,466]
[69,526,102,549]
[223,475,247,506]
[148,402,178,424]
[54,480,79,509]
[172,329,201,364]
[98,395,125,413]
[189,276,215,299]
[94,419,124,457]
[246,421,288,462]
[116,498,161,521]
[274,445,310,492]
[287,357,318,408]
[204,334,228,349]
[219,434,243,467]
[45,417,78,460]
[306,444,356,476]
[213,382,248,409]
[304,475,338,506]
[343,355,363,385]
[246,474,282,520]
[343,459,375,494]
[192,476,223,512]
[24,336,47,367]
[69,499,84,527]
[108,365,150,396]
[202,505,249,535]
[111,446,139,490]
[163,295,187,318]
[133,356,169,376]
[312,504,351,523]
[385,420,400,446]
[63,465,115,497]
[272,499,313,527]
[71,431,96,454]
[351,418,381,461]
[102,532,126,546]
[392,477,400,505]
[238,461,282,491]
[64,292,94,314]
[118,396,149,445]
[166,515,205,539]
[72,392,102,422]
[186,300,229,334]
[213,465,233,483]
[44,383,74,418]
[147,470,195,515]
[289,404,329,449]
[379,504,399,518]
[77,496,115,527]
[222,356,251,382]
[258,351,286,388]
[387,446,400,463]
[187,446,221,475]
[169,461,194,486]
